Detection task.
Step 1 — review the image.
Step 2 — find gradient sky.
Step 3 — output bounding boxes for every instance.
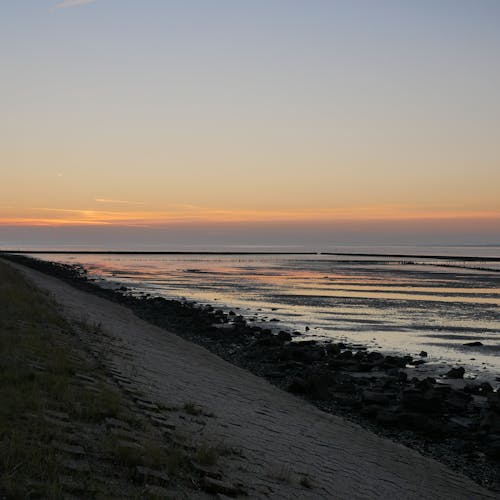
[1,0,499,249]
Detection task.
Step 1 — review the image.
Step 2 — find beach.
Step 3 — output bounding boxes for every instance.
[23,250,500,385]
[1,256,499,498]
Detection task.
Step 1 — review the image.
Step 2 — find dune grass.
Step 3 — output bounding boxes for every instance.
[0,262,126,498]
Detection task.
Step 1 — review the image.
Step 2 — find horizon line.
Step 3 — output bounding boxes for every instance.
[2,250,500,261]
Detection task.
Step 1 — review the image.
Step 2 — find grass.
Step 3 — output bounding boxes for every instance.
[0,262,124,498]
[0,263,70,498]
[0,260,239,498]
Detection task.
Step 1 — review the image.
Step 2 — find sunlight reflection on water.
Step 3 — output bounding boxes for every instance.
[33,253,500,382]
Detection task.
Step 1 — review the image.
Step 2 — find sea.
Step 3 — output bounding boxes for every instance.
[26,245,500,384]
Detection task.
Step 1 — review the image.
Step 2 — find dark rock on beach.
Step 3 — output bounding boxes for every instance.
[445,367,466,379]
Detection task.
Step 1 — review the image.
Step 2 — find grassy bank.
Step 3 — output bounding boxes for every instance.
[0,261,236,499]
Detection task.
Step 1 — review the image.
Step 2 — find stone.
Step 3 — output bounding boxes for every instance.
[444,367,465,379]
[463,341,483,347]
[445,390,472,413]
[479,410,500,434]
[483,435,500,459]
[361,391,393,406]
[277,331,292,342]
[448,416,474,431]
[419,351,428,357]
[401,388,443,413]
[375,409,400,427]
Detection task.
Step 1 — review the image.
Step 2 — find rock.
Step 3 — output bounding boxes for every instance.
[483,435,500,459]
[414,377,436,391]
[331,381,357,394]
[419,351,428,357]
[331,393,361,408]
[444,367,465,379]
[337,350,353,360]
[279,342,324,364]
[448,416,475,431]
[479,410,500,434]
[375,409,401,427]
[486,392,500,411]
[277,331,292,342]
[289,372,336,400]
[401,388,443,413]
[326,343,341,356]
[445,390,472,413]
[288,377,308,394]
[480,382,494,393]
[409,359,426,366]
[255,332,285,347]
[361,391,393,406]
[463,341,483,347]
[382,355,410,369]
[464,382,494,395]
[366,351,384,362]
[360,404,380,418]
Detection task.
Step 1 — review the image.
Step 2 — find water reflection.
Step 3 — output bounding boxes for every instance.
[32,253,500,381]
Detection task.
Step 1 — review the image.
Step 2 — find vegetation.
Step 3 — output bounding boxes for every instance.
[0,261,209,498]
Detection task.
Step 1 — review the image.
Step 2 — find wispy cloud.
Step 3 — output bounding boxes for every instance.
[54,0,97,9]
[95,198,146,205]
[1,205,500,228]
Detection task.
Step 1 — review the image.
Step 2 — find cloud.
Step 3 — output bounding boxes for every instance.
[55,0,97,9]
[95,198,146,205]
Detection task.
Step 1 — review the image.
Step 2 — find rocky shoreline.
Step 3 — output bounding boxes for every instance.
[4,253,500,493]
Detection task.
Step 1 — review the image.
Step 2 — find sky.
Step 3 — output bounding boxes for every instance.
[1,0,499,250]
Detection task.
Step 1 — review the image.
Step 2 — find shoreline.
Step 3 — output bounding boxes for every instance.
[3,253,500,493]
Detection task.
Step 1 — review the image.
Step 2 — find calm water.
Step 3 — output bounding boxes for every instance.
[31,248,500,383]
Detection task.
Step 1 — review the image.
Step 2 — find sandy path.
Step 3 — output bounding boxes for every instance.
[10,260,498,500]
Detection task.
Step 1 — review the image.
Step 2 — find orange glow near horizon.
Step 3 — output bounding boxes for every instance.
[2,206,500,228]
